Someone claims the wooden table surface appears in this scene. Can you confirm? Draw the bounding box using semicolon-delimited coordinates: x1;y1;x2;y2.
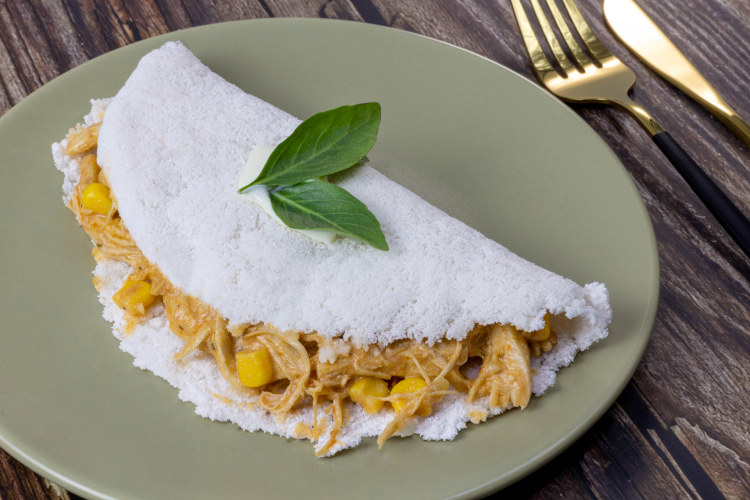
1;1;748;498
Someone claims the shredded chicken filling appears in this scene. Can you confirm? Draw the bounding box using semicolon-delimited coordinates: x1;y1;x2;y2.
64;122;558;454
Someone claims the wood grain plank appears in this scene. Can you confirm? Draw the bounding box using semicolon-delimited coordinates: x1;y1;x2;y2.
673;417;750;499
368;0;524;64
0;39;18;114
0;1;46;102
0;448;69;499
1;0;749;498
2;0;63;84
113;0;169;40
24;1;88;73
147;0;193;32
618;382;725;499
320;0;365;21
62;0;118;58
163;0;267;26
85;1;143;48
263;0;325;17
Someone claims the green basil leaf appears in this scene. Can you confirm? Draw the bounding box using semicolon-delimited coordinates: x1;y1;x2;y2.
243;102;381;189
269;180;388;251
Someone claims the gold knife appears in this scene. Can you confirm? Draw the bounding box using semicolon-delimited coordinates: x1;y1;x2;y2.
603;0;750;147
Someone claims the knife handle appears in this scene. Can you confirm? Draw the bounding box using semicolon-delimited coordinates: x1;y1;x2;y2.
653;131;750;258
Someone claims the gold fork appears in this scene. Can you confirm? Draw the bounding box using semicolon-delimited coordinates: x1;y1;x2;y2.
511;0;750;258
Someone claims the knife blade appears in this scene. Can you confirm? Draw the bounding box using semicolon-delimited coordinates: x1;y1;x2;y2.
603;0;750;147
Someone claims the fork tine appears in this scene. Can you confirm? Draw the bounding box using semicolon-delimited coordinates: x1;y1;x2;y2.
510;0;557;76
528;0;576;75
544;0;592;68
560;0;611;63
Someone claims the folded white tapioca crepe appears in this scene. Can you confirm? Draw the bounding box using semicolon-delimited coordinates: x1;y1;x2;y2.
52;42;611;456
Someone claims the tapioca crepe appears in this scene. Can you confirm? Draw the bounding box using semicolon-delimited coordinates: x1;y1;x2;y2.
52;42;611;456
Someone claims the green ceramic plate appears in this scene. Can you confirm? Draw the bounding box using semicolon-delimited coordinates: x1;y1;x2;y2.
0;19;658;499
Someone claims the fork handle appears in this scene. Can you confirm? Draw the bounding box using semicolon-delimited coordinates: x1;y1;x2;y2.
653;131;750;258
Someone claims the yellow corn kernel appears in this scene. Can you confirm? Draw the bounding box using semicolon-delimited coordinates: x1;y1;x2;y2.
349;377;389;414
236;348;274;388
390;377;431;416
81;182;113;215
112;280;156;316
65;123;101;155
528;312;552;342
